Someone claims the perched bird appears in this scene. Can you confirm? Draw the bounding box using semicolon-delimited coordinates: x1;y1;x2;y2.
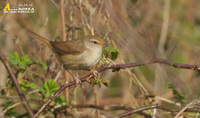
26;29;106;84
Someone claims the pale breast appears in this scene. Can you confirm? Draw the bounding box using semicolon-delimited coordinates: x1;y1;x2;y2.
86;48;102;67
57;47;102;70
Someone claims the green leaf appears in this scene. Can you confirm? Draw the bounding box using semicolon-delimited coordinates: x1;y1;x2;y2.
2;101;19;117
55;96;67;105
110;48;121;54
44;81;50;90
103;82;108;87
29;83;40;89
21;55;32;66
42;79;59;98
94;80;101;84
102;78;110;87
103;46;120;54
35;60;48;70
102;54;110;64
9;52;32;69
9;52;20;65
20;81;29;91
21;81;41;91
40;62;48;70
103;46;111;52
168;83;185;104
102;79;110;84
103;46;121;60
111;52;118;60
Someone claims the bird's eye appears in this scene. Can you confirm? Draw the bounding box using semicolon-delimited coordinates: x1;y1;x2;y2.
93;41;98;44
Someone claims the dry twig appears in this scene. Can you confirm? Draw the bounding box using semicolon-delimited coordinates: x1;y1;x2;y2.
174;99;199;118
107;104;159;118
108;103;200;118
0;102;21;117
0;50;34;117
33;58;200;117
60;0;66;41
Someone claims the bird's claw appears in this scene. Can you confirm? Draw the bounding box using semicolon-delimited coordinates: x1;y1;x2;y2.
74;77;81;85
90;69;98;77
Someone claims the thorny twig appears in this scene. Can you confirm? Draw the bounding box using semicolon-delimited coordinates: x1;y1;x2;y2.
52;103;200;117
0;51;34;117
33;58;200;117
108;103;200;118
107;104;159;118
175;99;199;118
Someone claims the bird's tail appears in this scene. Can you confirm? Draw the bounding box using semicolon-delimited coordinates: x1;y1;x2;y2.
26;29;52;48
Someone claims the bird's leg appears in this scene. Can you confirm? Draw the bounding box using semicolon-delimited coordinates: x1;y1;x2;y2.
66;70;81;85
90;66;98;77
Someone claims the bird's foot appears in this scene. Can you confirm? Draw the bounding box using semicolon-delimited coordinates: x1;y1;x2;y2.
66;70;81;86
74;77;81;85
90;69;98;77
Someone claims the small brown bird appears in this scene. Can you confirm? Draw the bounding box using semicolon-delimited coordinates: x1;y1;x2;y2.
26;29;106;84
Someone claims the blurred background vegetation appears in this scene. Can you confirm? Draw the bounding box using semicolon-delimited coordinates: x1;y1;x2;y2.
1;0;200;117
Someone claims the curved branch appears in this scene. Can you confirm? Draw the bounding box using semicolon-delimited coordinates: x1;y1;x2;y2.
102;58;200;71
53;104;151;118
108;104;158;118
33;58;200;117
52;103;200;113
175;99;199;118
108;104;200;118
0;102;21;117
0;51;34;116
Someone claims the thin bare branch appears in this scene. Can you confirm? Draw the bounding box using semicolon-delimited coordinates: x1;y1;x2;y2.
33;58;200;117
175;99;199;118
52;104;151;117
158;0;171;54
108;104;200;118
52;103;200;114
107;104;158;118
94;86;100;118
0;102;21;117
0;50;34;117
60;0;66;41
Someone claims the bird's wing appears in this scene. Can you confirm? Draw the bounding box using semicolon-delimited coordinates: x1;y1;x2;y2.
49;40;86;55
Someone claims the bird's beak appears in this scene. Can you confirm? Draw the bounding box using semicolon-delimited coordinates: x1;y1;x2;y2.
102;43;108;47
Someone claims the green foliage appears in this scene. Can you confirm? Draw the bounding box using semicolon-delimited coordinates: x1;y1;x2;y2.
21;79;59;98
9;52;48;70
102;54;110;64
54;96;67;106
37;79;66;106
5;52;68;116
20;81;29;91
168;83;189;105
102;78;110;87
102;46;121;65
41;79;59;98
88;78;110;88
20;79;67;106
34;60;48;70
9;52;20;65
9;52;32;69
2;101;20;117
103;46;121;61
